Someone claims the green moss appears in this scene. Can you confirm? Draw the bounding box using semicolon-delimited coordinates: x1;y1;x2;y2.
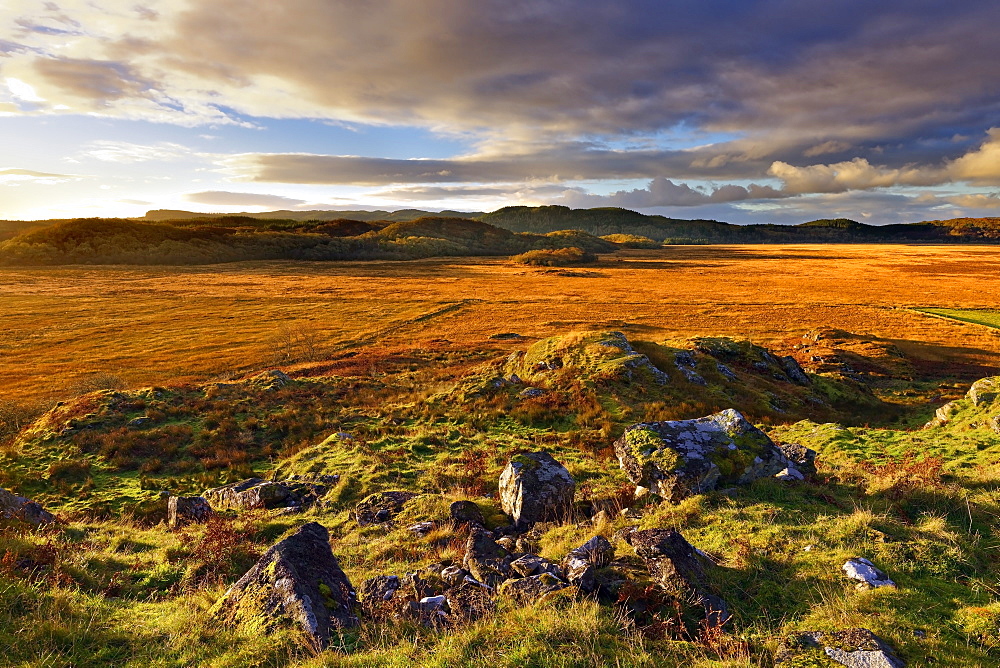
318;582;339;610
624;426;679;472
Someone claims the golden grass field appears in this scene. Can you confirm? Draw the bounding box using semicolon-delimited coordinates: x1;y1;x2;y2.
4;243;1000;405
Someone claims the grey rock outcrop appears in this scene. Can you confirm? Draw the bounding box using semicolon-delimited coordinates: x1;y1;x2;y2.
354;491;418;526
968;377;1000;406
779;356;811;385
628;528;728;625
0;487;55;526
167;495;213;528
777;628;905;667
499;451;575;528
462;528;511;587
210;522;356;651
615;409;790;502
204;477;332;512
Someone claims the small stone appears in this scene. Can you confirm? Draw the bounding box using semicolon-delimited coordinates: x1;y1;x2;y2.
510;554;547;577
407;521;436;536
359;574;400;606
127;416;152;429
498;572;566;603
497;536;518;553
354;491;418;526
419;595;447;611
0;487;55;527
843;557;896;589
441;565;468;587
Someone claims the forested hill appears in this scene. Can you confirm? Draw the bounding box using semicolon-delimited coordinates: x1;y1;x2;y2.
480;206;1000;243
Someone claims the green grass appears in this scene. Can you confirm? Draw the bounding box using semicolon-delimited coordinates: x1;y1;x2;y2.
4;330;1000;666
914;307;1000;330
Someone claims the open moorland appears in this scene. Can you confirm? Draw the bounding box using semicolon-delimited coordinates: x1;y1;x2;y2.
4;244;1000;408
4;242;1000;667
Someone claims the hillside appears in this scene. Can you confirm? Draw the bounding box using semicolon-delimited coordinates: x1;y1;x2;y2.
481;206;1000;244
0;216;614;265
2;329;1000;666
143;208;481;223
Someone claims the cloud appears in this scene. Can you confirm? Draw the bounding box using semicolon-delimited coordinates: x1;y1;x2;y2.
766;129;1000;194
948;128;1000;185
560;178;787;209
4;1;1000;222
184;191;307;207
0;168;79;184
78;140;190;163
31;57;152;106
2;1;999;147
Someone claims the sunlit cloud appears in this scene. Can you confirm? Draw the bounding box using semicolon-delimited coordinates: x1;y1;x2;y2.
184;191;307;207
0;168;80;185
78;140;191;163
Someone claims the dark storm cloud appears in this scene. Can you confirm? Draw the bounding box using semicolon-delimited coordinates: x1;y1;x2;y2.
154;1;1000;150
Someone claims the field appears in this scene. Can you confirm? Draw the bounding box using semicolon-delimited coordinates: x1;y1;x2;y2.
915;307;1000;330
6;243;1000;667
5;244;1000;409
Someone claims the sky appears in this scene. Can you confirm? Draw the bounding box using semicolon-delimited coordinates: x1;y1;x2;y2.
2;0;1000;224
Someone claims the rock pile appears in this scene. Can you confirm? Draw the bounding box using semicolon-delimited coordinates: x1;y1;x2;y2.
204;476;335;512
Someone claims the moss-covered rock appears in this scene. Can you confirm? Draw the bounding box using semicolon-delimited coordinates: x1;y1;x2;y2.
210;522;357;651
614;409;789;501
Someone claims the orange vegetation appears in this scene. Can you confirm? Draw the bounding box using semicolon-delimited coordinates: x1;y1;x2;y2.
3;244;1000;405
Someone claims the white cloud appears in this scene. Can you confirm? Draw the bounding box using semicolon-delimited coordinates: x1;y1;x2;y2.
78;140;190;163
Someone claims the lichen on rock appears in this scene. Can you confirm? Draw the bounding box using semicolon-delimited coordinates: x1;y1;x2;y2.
615;409;790;501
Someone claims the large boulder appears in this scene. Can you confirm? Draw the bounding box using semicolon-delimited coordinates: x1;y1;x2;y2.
204;477;331;512
628;529;728;626
462;528;512;587
777;628;905;667
615;409;790;501
167;496;213;529
499;451;575;528
354;491;418;526
211;522;356;651
0;487;55;527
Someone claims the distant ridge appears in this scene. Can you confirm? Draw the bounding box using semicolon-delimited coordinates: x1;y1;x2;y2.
142;208;481;223
480;206;1000;243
